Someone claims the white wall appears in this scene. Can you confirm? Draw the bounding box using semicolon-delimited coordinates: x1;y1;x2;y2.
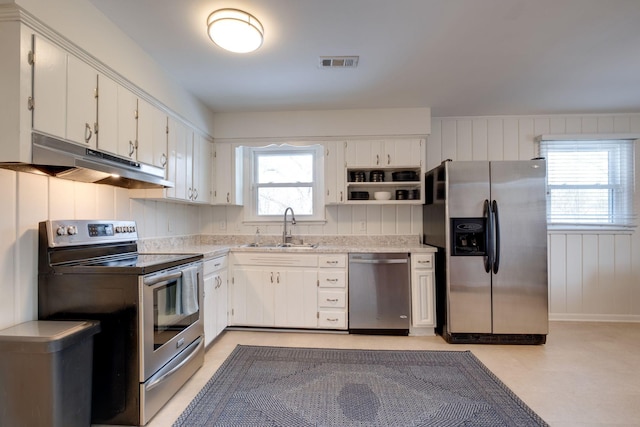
427;114;640;321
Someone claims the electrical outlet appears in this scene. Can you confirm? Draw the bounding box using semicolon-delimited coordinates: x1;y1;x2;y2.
359;221;366;231
219;220;227;230
168;219;174;232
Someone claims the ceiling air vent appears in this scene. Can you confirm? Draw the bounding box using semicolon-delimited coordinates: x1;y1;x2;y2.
319;56;359;69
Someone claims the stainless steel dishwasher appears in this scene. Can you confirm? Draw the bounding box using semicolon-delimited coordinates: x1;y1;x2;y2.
348;253;411;335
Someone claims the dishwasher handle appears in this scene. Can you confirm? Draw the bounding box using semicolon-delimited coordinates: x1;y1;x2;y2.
349;258;408;264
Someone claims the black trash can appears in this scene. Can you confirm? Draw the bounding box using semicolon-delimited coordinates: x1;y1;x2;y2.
0;320;100;427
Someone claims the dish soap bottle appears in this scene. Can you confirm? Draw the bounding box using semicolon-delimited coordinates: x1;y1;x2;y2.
254;227;261;246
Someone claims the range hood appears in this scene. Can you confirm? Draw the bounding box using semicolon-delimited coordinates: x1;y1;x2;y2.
0;133;173;189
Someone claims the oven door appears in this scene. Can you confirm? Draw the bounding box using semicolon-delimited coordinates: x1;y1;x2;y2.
140;261;204;381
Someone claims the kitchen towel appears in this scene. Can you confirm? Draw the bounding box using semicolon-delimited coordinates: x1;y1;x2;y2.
181;267;199;316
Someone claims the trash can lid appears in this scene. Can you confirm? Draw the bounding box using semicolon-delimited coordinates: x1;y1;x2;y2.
0;320;100;354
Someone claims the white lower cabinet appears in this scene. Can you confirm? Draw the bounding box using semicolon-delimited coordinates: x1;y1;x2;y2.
317;254;348;330
230;252;348;330
410;253;436;334
203;255;228;347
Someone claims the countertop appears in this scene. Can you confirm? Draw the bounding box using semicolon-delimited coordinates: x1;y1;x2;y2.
139;235;436;260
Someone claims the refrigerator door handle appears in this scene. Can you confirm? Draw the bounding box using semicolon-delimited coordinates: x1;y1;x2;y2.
483;199;493;273
492;199;501;274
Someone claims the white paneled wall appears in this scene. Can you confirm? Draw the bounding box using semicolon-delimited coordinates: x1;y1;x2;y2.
0;171;202;330
428;114;640;321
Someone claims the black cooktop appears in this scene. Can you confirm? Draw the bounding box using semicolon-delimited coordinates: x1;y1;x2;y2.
54;253;203;275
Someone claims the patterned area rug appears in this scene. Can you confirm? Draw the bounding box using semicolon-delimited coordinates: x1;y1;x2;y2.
174;345;548;426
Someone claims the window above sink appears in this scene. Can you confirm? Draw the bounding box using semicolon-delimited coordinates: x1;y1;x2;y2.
242;144;325;223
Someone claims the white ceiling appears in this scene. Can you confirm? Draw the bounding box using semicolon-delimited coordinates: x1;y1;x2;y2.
87;0;640;117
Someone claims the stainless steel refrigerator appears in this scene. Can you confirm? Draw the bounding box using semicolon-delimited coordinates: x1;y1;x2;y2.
423;160;548;344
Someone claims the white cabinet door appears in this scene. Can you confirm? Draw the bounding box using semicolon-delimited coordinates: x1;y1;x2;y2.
344;140;376;168
274;269;318;328
384;139;424;167
66;55;97;148
203;271;216;347
136;98;153;165
152;109;168;171
117;86;138;160
96;73;118;155
411;254;436;328
137;99;168;170
213;143;243;205
233;266;274;327
324;141;346;204
32;34;66;139
191;134;212;204
214;268;229;336
167;117;188;200
204;256;229;346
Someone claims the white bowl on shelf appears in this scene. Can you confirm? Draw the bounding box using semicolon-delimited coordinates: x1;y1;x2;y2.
373;191;392;200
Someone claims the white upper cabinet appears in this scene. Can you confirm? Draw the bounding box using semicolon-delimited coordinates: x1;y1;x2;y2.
212;143;243;205
65;55;97;148
117;85;138;160
31;34;66;139
345;139;424;168
190;133;212;204
167;117;188;200
324;141;346;204
96;73;119;155
137;98;168;171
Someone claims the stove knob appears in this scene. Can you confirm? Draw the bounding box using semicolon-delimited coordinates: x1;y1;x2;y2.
67;225;77;235
115;226;122;233
56;226;66;236
131;226;136;233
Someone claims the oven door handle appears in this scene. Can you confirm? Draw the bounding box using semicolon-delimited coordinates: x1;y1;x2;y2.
145;336;203;391
144;270;183;287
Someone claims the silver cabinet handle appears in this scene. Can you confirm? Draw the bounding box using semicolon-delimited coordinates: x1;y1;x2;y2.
84;123;92;143
325;278;338;282
387;154;391;165
128;140;135;156
376;154;379;165
161;153;167;167
325;298;339;302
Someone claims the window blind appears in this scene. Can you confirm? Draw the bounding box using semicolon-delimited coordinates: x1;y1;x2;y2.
539;139;635;228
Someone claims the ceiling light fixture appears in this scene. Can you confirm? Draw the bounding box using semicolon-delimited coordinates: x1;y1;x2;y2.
207;8;264;53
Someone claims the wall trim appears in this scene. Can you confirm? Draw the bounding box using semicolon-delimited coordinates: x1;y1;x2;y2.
549;313;640;323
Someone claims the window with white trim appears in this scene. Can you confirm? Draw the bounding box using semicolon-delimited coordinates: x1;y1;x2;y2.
539;139;635;229
244;144;324;222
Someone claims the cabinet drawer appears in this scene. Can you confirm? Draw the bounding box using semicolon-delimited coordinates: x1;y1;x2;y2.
411;253;433;270
318;254;346;268
204;255;228;275
318;271;346;288
318;311;346;329
318;290;346;308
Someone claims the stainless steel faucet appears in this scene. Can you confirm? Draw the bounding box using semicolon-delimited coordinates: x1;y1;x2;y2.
282;207;296;245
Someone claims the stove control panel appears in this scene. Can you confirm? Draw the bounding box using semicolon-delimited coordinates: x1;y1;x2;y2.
45;220;138;247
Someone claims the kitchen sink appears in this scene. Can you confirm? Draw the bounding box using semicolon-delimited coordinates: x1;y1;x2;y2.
241;242;319;249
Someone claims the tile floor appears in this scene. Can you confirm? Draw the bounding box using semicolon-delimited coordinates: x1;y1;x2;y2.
146;322;640;427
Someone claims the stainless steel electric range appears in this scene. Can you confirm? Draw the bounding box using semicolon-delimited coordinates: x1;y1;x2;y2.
38;219;204;426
